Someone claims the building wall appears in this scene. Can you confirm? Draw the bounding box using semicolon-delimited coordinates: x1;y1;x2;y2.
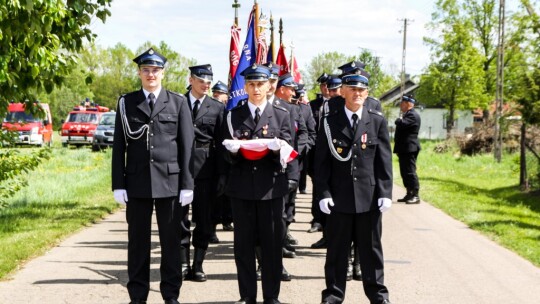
387;108;474;140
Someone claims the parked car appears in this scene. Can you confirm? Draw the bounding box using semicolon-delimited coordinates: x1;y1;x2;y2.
2;102;53;147
60;105;109;148
92;112;116;151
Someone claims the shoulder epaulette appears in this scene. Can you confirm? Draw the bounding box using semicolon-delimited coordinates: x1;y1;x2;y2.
168;90;184;97
273;103;289;112
208;96;223;104
368;108;384;117
230;100;246;111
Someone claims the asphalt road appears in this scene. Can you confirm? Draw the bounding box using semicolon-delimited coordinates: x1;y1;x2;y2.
0;183;539;304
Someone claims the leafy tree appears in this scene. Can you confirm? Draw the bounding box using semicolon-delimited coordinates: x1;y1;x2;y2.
417;0;491;136
0;0;112;118
304;51;398;100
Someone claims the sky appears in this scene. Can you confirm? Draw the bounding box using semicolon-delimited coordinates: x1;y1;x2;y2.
90;0;440;84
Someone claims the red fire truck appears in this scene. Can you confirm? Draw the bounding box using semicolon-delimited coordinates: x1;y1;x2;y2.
60;105;109;147
2;102;53;147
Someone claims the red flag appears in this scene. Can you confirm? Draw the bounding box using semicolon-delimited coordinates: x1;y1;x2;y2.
228;24;241;86
256;32;268;64
275;45;289;76
290;54;302;83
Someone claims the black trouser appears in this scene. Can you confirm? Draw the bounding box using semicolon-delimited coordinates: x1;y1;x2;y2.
126;197;182;301
322;210;389;304
181;178;214;250
299;158;308;191
212;193;233;226
397;151;420;193
231;197;285;300
310;183;327;228
283;191;297;225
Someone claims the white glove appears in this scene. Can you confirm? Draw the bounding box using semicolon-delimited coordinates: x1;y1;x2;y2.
224;141;241;153
113;189;128;205
267;137;282;151
179;189;194;206
378;198;392;213
319;198;334;214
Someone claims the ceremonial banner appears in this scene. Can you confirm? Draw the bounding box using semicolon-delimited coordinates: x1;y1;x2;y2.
228;25;241;85
227;8;257;110
290;53;302;83
275;44;289;76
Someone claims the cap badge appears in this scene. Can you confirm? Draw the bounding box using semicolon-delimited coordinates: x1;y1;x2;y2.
351;62;356;67
149;49;154;55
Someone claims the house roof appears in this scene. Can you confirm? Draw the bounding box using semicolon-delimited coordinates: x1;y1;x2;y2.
378;79;418;105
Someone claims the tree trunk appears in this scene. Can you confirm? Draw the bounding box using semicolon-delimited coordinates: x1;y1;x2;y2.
446;105;455;138
519;122;529;191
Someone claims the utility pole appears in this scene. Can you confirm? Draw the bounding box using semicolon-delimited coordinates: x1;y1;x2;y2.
398;18;413;101
494;0;506;162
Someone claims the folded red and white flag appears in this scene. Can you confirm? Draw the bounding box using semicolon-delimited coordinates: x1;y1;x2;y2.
223;138;297;168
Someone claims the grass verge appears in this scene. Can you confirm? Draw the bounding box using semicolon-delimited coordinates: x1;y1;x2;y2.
0;146;116;280
393;140;540;267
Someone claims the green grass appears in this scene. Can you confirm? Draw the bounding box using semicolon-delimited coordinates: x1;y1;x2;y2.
393;140;540;267
0;141;117;280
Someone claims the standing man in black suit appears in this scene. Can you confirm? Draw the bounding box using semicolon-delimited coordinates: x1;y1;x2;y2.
112;48;194;304
314;73;393;304
294;84;317;195
307;73;331;234
394;95;421;204
223;64;292;304
179;64;225;282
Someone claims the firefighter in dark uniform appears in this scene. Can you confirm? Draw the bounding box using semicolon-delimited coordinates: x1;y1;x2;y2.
180;64;225;282
294;84;317;196
112;48;194;304
222;64;292;304
209;80;234;245
311;74;343;250
274;73;308;259
314;73;393;304
307;73;331;233
394;94;421;204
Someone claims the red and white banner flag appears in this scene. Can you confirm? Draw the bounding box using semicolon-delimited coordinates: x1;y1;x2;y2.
275;44;289;76
228;24;241;86
290;53;302;83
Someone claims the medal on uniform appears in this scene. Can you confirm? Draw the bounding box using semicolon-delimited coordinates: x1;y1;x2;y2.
337;147;343;154
262;124;268;135
361;133;367;150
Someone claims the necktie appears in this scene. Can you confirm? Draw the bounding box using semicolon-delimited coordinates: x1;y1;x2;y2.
351;113;358;134
254;107;261;124
192;100;200;119
148;93;155;112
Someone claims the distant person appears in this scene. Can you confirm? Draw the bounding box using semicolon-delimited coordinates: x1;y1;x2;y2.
394;95;421;204
211;80;229;105
314;73;393;304
111;48;194;304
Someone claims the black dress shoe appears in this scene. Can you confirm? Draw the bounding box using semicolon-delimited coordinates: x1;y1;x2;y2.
406;196;420;204
299;189;307;194
263;298;282;304
352;264;362;281
281;267;292;281
311;237;327;249
307;222;323;233
164;299;180;304
129;301;146;304
222;223;234;231
286;231;298;245
209;233;220;244
397;193;412;202
380;300;391;304
235;297;256;304
282;247;296;258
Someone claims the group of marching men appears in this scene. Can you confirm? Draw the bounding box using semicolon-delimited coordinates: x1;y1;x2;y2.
112;47;394;304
